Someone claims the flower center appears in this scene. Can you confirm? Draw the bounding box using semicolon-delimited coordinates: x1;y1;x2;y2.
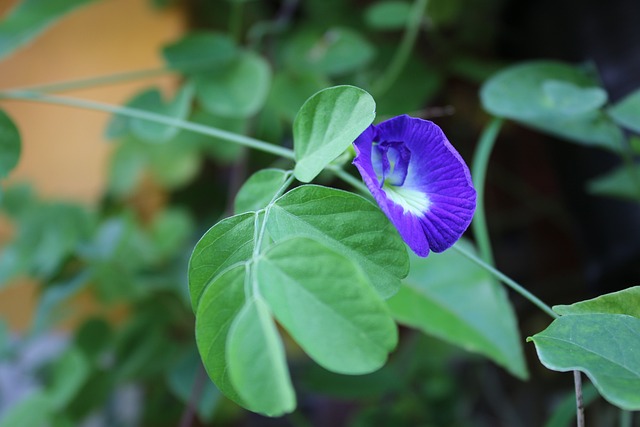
372;140;411;187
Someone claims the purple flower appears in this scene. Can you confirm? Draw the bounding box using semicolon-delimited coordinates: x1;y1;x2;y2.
353;115;476;257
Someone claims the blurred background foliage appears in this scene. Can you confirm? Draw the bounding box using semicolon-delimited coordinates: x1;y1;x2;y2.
0;0;639;426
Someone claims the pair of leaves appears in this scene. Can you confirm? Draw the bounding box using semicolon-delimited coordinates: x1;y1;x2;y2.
480;61;622;151
528;286;640;411
190;184;408;415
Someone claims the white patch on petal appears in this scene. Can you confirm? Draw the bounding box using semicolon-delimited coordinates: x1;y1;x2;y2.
383;184;431;216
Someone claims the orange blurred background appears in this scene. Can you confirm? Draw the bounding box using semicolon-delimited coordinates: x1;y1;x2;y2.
0;0;186;331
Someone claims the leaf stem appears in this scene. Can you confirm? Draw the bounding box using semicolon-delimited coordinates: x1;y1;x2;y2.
326;164;370;197
452;245;558;319
0;90;296;160
5;67;170;93
619;410;633;427
471;117;503;264
574;370;585;427
372;0;428;96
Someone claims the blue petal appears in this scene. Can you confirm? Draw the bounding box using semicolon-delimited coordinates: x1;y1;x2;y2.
353;115;476;257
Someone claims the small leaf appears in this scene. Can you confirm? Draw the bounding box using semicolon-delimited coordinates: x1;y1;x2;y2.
284;29;376;77
0;109;21;178
195;265;246;406
130;84;194;143
108;84;194;144
387;239;528;379
481;61;621;150
257;237;398;374
47;347;90;410
227;297;296;416
528;313;640;410
293;86;376;182
268;185;409;298
167;348;221;423
365;1;412;30
194;51;272;118
608;88;640;133
234;169;290;214
0;0;98;60
188;212;256;309
554;286;640;318
587;164;640;201
162;32;237;72
542;80;608;115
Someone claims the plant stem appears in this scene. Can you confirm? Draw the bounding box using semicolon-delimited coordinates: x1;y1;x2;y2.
0;90;296;160
452;245;558;319
471;117;503;265
372;0;428;96
326;164;370;197
619;410;633;427
7;67;170;93
574;371;585;427
229;0;244;43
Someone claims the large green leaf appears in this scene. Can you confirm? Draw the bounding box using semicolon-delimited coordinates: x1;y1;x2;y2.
188;212;256;309
257;237;398;374
234;169;290;214
0;109;21;178
293;86;375;182
195;265;246;407
553;286;640;317
0;0;98;60
528;313;640;410
387;240;528;379
587;164;640;201
608;88;640;133
194;51;272;118
227;297;296;416
162;32;237;73
481;61;621;150
268;185;409;298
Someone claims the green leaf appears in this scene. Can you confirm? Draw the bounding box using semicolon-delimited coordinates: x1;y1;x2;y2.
187;110;245;163
108;84;194;144
257;237;398;374
528;313;640;410
167;347;221;423
587;164;640;201
130;84;194;143
553;286;640;317
188;212;256;309
481;61;621;150
387;240;528;379
608;88;640;133
293;86;376;182
365;1;412;30
542;80;608;115
0;0;98;60
162;32;238;72
234;169;290;214
195;265;246;406
268;185;409;298
227;297;296;416
107;139;146;197
0;391;52;427
46;347;90;410
194;51;272;118
0;109;21;178
283;29;376;77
